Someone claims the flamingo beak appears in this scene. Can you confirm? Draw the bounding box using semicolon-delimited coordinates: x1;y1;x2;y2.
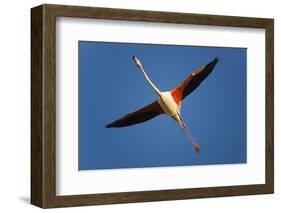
133;56;142;68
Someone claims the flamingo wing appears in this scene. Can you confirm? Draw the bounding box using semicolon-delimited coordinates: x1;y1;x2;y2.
171;57;219;102
106;101;163;128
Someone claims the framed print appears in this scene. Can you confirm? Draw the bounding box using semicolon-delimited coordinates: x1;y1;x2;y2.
31;4;274;208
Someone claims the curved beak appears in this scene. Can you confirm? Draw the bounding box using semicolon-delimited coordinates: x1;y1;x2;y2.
132;55;142;68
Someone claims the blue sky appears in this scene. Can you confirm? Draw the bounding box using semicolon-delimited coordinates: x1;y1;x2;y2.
78;41;247;170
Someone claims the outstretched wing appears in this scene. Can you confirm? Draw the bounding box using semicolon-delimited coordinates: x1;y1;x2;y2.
106;101;163;128
171;57;219;103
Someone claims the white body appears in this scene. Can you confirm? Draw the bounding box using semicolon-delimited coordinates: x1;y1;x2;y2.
157;92;181;124
157;92;179;116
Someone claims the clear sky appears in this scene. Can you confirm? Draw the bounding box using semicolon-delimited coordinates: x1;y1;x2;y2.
78;41;247;170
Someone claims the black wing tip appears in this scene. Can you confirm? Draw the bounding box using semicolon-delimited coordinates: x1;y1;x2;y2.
204;57;219;70
213;57;219;63
105;123;113;128
207;57;219;68
106;122;123;128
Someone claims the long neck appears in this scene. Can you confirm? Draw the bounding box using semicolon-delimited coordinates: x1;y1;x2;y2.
139;65;161;95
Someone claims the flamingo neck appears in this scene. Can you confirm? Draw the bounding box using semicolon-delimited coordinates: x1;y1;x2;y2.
139;66;161;96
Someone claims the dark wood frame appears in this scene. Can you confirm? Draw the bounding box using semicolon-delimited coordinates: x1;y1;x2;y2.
31;4;274;208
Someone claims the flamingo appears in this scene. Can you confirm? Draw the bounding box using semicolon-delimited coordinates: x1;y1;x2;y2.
106;56;219;153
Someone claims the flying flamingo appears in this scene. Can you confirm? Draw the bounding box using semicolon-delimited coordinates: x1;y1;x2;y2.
106;56;219;153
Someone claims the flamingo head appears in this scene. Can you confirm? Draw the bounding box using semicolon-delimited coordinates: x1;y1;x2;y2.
133;56;142;68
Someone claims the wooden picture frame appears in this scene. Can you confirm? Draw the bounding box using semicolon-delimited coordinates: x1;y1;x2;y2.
31;4;274;208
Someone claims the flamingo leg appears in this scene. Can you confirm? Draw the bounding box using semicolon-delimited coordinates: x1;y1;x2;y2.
177;113;201;153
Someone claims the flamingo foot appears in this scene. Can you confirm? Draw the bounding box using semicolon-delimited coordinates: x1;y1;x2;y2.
193;143;201;153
